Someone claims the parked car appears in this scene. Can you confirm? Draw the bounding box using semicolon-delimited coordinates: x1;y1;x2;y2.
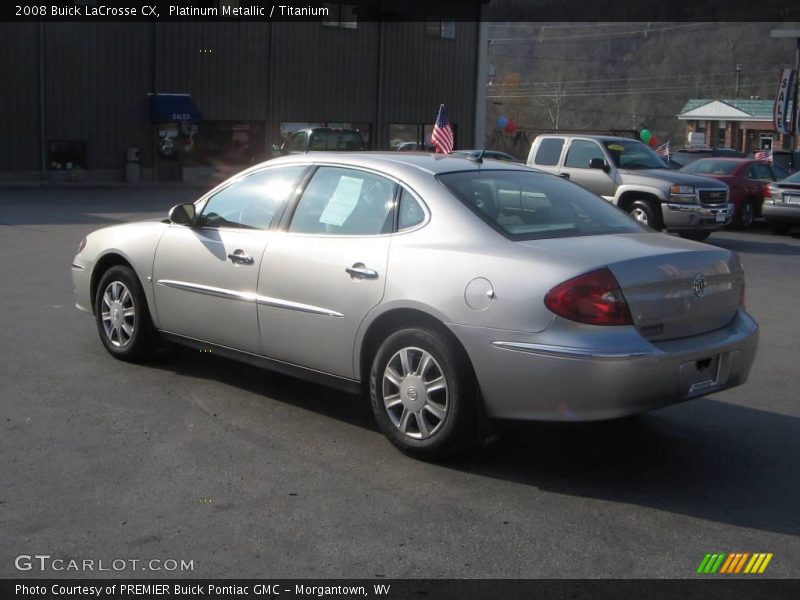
396;141;435;152
449;149;518;162
748;149;800;174
672;147;747;168
526;134;732;241
274;127;366;155
763;170;800;234
678;158;788;229
72;153;758;460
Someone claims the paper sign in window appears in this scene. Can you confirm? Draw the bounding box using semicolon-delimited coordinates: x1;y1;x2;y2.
319;176;364;226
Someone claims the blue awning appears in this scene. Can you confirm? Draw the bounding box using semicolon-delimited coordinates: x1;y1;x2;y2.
149;94;202;122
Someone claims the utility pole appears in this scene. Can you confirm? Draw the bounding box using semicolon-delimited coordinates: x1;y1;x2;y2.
735;63;742;98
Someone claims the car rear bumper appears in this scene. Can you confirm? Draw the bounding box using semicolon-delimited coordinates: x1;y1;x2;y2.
762;201;800;224
449;310;758;421
661;202;733;231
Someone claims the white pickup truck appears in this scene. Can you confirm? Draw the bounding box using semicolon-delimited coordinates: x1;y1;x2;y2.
526;134;733;241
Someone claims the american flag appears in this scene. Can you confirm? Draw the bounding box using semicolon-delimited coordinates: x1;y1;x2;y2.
655;140;671;162
431;104;454;154
754;148;773;163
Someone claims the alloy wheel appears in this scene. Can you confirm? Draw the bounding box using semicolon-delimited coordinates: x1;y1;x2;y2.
100;281;135;348
382;347;449;440
631;207;649;225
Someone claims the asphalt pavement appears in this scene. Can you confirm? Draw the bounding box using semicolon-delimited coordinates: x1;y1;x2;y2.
1;186;798;579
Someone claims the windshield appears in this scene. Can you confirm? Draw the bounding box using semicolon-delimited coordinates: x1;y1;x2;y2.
680;160;739;175
438;170;645;241
603;140;666;169
784;170;800;184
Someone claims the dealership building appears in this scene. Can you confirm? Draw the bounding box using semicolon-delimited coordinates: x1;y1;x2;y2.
1;3;488;183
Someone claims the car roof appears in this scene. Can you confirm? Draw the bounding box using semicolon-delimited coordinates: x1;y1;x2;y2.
537;134;636;143
261;151;534;176
689;157;758;164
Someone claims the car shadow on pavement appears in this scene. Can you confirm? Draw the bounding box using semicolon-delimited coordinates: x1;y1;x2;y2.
454;402;800;537
145;347;798;536
708;236;800;256
148;345;377;431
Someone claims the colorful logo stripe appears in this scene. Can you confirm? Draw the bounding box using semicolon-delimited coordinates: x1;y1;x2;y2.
697;553;773;574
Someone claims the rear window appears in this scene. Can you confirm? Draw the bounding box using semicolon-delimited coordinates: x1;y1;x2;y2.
681;160;739;175
438;170;644;241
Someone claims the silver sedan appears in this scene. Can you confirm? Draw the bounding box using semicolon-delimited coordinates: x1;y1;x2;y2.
72;153;759;459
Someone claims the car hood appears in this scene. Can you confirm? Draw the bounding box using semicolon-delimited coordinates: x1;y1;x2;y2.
618;168;729;189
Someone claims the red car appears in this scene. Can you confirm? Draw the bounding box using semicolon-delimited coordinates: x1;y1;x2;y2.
679;158;789;229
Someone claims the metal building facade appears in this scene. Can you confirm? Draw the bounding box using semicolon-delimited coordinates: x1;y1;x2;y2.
0;4;484;182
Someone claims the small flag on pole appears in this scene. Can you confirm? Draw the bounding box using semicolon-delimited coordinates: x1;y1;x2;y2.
431;104;454;154
754;148;773;163
655;140;671;162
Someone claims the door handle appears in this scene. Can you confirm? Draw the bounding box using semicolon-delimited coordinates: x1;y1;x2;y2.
346;263;379;280
559;173;570;179
228;250;254;265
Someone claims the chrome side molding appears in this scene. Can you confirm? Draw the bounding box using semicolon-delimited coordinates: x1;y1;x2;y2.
491;341;653;360
156;279;344;318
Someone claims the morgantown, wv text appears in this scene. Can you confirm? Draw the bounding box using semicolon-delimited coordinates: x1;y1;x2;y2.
16;583;392;598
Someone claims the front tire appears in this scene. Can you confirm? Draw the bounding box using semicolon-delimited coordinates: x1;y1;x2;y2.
94;265;154;361
629;199;662;231
369;328;476;460
733;198;756;230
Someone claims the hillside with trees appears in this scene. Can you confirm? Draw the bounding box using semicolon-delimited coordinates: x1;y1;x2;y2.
485;22;800;157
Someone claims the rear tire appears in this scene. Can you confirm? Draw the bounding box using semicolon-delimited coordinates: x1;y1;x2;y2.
94;266;155;361
629;199;662;231
369;327;476;461
678;230;711;242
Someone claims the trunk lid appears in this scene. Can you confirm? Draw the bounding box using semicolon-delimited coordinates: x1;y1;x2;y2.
520;233;744;341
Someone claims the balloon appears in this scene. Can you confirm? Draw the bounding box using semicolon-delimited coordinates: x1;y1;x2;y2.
648;136;659;148
496;116;508;129
504;121;517;133
639;129;652;143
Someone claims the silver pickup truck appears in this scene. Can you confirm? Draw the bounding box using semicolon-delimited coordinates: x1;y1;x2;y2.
526;134;733;241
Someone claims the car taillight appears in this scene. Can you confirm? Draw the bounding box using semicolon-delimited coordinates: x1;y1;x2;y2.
764;185;773;199
544;268;633;326
76;237;86;254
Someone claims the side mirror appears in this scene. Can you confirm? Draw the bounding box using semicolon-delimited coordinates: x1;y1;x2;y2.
168;203;196;226
589;158;609;172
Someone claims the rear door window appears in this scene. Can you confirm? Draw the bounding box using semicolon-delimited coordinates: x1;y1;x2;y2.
533;138;564;166
289;167;396;236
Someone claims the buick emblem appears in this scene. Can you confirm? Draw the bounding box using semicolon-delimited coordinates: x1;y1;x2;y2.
692;273;707;298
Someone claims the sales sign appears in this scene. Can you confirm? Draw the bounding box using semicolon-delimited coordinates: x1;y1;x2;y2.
773;68;797;135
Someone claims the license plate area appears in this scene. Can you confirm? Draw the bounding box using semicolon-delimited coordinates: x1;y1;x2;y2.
785;194;800;205
679;355;721;396
715;211;727;222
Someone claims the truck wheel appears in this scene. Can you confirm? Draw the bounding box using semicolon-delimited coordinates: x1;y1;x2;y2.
629;200;662;231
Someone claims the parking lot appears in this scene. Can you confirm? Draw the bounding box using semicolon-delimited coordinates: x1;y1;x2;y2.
1;185;798;579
